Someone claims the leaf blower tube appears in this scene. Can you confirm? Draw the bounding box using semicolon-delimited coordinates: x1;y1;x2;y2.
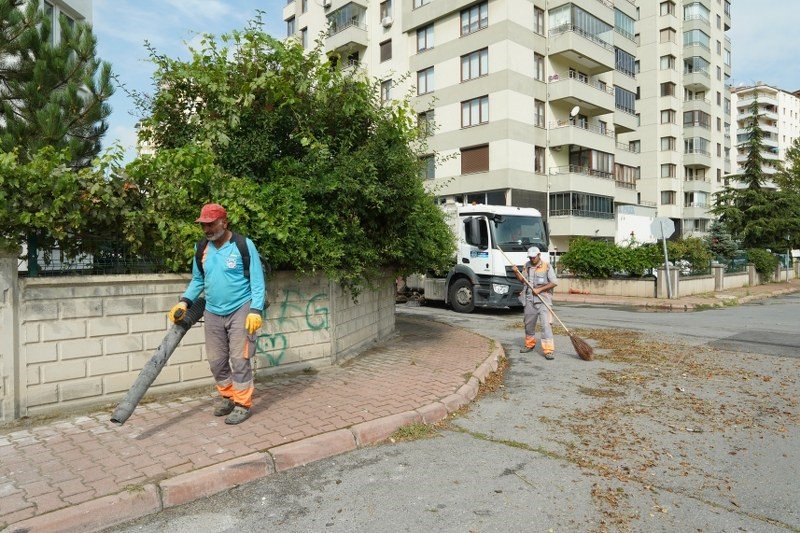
110;298;206;425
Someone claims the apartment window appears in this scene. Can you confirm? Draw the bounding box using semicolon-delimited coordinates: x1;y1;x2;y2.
301;27;308;49
534;146;545;174
286;16;295;37
634;60;640;74
661;136;676;151
569;146;614;178
462;96;489;127
660;27;676;43
661;164;676;178
717;91;721;105
417;24;433;52
615;48;635;77
43;0;56;44
549;192;614;219
418;110;435;136
534;7;545;35
629;140;641;152
716;14;721;28
685;137;709;154
380;0;391;19
716;40;721;54
684;56;710;74
615;9;635;41
660;55;676;70
661;191;676;205
684;29;710;49
724;49;731;66
461;144;489;174
717;117;722;131
380;79;392;102
685;167;707;180
534;99;545;128
661;82;676;97
420;155;435;180
717;143;722;156
684;110;710;127
660;1;675;16
462;48;488;81
417;67;434;95
661;109;676;124
615;86;635;114
716;66;722;80
377;39;391;62
550;4;612;44
531;53;545;81
413;0;430;8
615;164;639;186
684;2;709;22
301;0;308;13
461;2;488;36
724;98;730;115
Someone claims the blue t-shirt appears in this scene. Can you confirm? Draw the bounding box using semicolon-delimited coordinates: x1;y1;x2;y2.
182;236;266;316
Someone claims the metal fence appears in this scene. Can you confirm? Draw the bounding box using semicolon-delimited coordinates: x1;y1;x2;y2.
19;238;167;277
715;252;748;274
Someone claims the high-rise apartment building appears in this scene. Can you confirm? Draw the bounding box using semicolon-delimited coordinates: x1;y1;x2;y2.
42;0;93;37
283;0;732;249
730;83;800;187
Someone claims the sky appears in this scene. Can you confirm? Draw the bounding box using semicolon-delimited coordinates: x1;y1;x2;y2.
93;0;800;163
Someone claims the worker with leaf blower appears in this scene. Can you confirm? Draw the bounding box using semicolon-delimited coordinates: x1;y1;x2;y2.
168;203;266;425
514;246;558;360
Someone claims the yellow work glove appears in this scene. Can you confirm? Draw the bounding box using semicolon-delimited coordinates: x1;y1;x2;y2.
245;312;263;334
168;302;188;323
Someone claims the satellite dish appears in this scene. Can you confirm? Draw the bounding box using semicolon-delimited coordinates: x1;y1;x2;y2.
569;105;581;118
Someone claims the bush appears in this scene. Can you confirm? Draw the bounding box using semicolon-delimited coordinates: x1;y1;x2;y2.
747;248;780;281
559;238;660;278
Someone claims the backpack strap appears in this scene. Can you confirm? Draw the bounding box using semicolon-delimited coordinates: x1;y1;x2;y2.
195;232;260;281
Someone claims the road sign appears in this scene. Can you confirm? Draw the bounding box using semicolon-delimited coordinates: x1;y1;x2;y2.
651;217;675;240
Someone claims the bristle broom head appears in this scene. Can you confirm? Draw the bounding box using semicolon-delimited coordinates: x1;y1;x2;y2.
570;333;594;361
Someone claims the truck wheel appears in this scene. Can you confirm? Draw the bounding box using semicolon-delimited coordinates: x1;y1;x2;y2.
449;278;475;313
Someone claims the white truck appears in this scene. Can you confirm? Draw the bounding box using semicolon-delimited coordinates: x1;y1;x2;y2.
409;202;549;313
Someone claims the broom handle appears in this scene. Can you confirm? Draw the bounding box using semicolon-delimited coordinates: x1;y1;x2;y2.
497;248;572;336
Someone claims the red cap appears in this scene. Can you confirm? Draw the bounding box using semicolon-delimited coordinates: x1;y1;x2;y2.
195;203;227;223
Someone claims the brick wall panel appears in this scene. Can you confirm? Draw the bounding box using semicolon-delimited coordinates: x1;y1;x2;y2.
180;362;212;382
41;319;87;342
27;366;40;386
22;301;58;321
168;345;203;364
130;314;167;333
144;294;184;314
104;335;143;356
87;317;129;337
61;378;103;401
104;297;144;316
25;343;58;364
60;299;102;319
88;354;130;376
42;360;86;382
152;366;180;386
103;372;139;394
60;338;103;359
23;323;40;343
27;384;58;407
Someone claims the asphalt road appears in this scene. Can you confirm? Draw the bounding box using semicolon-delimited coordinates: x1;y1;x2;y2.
111;295;800;532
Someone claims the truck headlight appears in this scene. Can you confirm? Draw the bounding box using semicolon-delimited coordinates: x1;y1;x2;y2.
492;283;509;295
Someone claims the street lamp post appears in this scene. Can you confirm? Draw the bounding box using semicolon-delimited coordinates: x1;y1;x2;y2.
787;234;792;282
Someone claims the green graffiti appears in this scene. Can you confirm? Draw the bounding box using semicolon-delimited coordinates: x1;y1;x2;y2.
276;289;305;328
255;332;288;367
305;293;329;331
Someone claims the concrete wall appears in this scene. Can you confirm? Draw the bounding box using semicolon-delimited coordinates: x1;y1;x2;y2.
555;276;656;298
0;255;395;422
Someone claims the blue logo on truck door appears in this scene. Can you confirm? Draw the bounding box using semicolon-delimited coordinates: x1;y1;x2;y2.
470;251;489;258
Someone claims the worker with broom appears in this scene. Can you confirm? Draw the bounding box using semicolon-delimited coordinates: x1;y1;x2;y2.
515;246;558;360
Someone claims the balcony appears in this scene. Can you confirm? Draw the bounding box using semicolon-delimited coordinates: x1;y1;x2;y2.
548;215;615;239
684;97;710;115
548;165;615;196
684;149;711;168
548;24;615;74
326;19;368;52
548;121;615;153
547;72;615;116
613;108;637;133
548;0;614;25
736;94;779;109
683;70;710;91
684;178;712;193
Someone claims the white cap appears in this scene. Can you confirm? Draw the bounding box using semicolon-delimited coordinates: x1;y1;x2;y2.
527;246;541;257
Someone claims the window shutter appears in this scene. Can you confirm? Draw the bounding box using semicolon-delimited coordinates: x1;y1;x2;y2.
461;145;489;174
380;40;392;62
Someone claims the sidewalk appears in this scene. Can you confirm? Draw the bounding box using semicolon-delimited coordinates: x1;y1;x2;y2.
0;316;503;533
555;278;799;311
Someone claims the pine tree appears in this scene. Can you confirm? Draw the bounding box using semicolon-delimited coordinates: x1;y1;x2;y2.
0;0;113;167
704;220;738;260
738;97;767;189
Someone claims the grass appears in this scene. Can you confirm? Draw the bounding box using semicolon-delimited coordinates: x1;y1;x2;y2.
389;422;439;442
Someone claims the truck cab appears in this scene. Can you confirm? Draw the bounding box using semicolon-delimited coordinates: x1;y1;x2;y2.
423;203;549;313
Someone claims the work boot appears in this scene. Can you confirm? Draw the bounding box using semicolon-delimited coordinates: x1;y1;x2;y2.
225;405;251;425
213;397;235;417
520;346;535;353
543;352;555;361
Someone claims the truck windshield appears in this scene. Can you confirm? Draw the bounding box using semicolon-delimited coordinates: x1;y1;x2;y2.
492;215;547;252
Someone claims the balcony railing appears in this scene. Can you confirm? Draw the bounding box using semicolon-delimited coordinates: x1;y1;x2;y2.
549;24;614;52
614;27;637;43
684;96;710;104
684;121;711;129
685;176;710;182
328;19;367;37
684;68;710;77
550;164;613;180
550;209;614;219
684;41;711;51
549;70;615;95
685;148;711;156
550;121;616;138
684;14;710;24
615;180;636;189
687;202;709;208
616;142;640;153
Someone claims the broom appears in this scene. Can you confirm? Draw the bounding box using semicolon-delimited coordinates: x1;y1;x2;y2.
499;249;594;361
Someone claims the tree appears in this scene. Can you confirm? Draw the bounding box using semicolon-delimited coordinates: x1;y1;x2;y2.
0;0;113;167
704;220;738;260
128;17;454;290
711;95;793;250
773;137;800;249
